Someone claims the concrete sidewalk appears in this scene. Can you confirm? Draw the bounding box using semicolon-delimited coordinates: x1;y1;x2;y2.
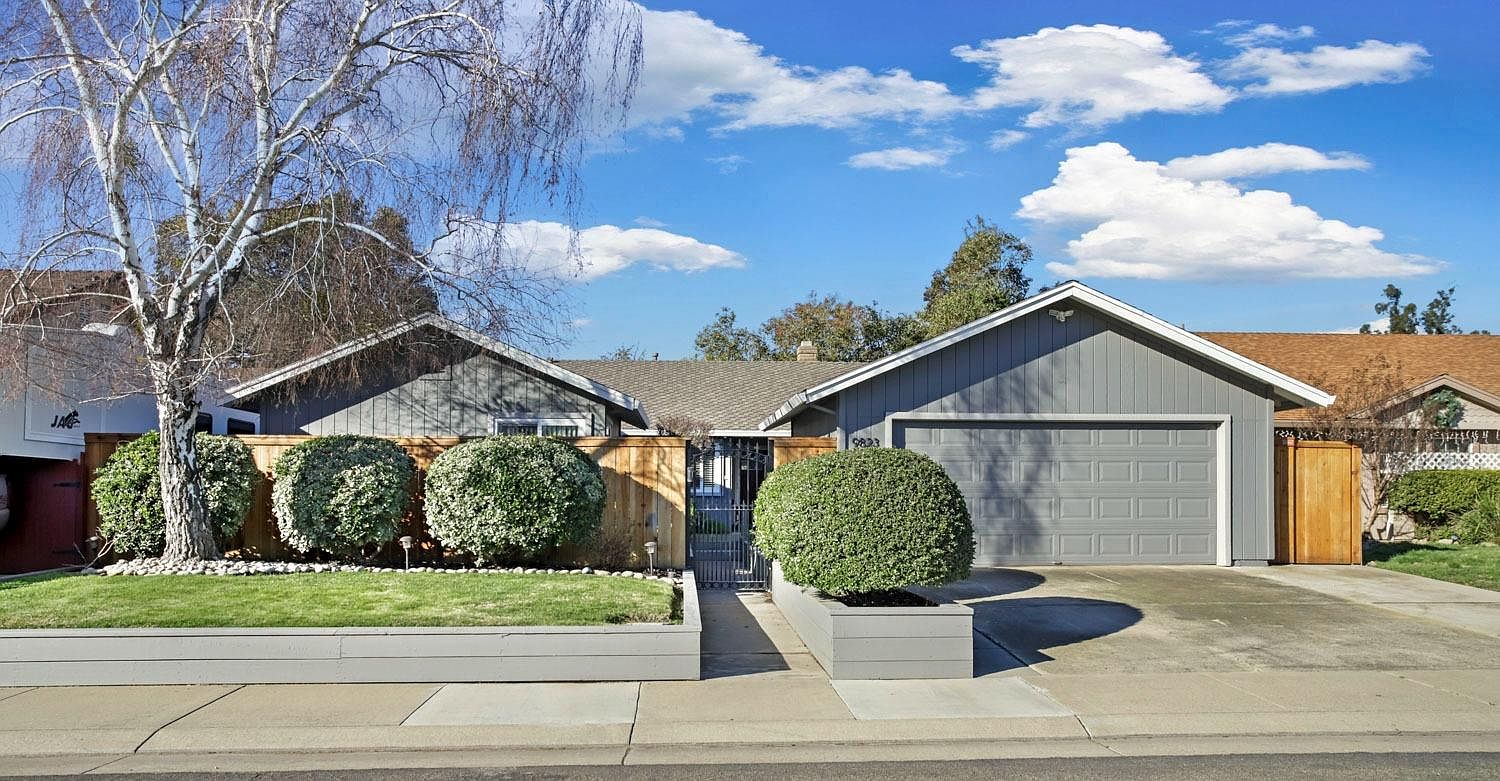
4;590;1500;775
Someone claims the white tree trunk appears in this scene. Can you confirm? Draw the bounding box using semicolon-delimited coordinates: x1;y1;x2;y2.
155;377;218;561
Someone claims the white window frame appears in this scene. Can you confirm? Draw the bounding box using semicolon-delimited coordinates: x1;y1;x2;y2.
491;414;592;437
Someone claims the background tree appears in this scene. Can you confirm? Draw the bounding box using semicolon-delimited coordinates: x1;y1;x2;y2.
919;216;1033;337
0;0;642;561
694;308;770;360
600;344;648;360
1420;287;1458;334
1298;355;1442;537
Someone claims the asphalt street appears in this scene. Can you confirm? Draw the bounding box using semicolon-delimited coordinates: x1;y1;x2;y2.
15;753;1500;781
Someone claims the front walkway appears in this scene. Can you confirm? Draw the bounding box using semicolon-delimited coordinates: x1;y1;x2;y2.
5;571;1500;774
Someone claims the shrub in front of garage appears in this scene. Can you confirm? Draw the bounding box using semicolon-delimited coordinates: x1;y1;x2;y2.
754;447;974;596
424;435;605;564
754;447;975;679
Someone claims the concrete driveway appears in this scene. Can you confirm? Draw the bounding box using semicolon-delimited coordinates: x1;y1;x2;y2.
929;565;1500;676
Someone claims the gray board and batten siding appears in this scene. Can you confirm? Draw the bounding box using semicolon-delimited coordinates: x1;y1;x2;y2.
792;304;1280;564
251;333;622;438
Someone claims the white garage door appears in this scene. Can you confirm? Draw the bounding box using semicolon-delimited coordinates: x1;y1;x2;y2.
897;421;1218;565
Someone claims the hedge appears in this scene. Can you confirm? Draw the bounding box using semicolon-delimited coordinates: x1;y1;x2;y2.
92;431;258;557
424;435;605;562
271;435;416;556
753;447;974;596
1388;469;1500;526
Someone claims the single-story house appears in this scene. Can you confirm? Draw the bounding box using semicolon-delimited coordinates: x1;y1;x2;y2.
759;282;1332;567
223;313;650;437
223;281;1333;569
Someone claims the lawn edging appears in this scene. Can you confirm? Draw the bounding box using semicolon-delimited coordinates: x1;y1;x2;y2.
770;562;972;680
0;571;700;686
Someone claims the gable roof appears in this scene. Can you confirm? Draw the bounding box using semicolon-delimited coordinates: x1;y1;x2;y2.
224;314;650;428
1198;332;1500;423
760;281;1335;430
556;359;866;434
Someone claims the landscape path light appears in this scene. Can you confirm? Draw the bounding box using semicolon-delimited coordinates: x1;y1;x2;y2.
399;535;414;571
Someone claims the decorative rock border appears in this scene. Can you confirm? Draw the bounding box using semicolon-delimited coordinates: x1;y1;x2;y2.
97;558;680;583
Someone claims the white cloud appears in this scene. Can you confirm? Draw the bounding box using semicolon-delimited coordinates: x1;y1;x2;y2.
633;216;668;228
631;9;965;133
439;220;746;281
1162;142;1370;181
707;154;748;173
1224;40;1430;95
952;24;1233;128
846;146;956;171
986;129;1029;151
568;317;594;328
1214;21;1317;48
1016;142;1437;281
1329;317;1388;334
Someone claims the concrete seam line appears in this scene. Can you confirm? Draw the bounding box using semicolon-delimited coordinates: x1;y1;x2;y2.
397;684;447;726
0;687;35;704
1203;673;1292;711
1384;670;1497;708
79;753;133;775
624;681;643;760
971;624;1034;673
132;685;244;753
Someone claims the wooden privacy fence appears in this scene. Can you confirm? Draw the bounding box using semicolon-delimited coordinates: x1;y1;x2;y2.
84;434;688;569
773;436;838;467
1275;438;1363;565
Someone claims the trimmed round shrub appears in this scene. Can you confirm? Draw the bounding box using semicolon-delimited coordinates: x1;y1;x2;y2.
424;435;604;562
1388;469;1500;527
92;431;257;557
754;448;974;596
271;435;416;555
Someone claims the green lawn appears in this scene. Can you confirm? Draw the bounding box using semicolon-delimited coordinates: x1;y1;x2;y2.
1366;542;1500;592
0;572;679;628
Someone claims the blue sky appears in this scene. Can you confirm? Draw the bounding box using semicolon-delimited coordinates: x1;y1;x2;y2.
548;0;1499;358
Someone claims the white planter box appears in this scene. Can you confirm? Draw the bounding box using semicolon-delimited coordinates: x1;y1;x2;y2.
0;572;701;686
770;563;972;679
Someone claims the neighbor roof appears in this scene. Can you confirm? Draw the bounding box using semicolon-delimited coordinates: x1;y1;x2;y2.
760;281;1335;430
1199;332;1500;423
225;314;650;428
556;359;866;433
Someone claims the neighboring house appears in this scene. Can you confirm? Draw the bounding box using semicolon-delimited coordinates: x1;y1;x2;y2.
0;271;256;572
223;313;650;437
761;282;1333;567
1199;332;1500;455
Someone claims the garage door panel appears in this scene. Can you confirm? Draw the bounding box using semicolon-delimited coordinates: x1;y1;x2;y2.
900;421;1217;565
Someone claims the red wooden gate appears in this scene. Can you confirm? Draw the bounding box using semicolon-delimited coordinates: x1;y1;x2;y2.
0;459;86;574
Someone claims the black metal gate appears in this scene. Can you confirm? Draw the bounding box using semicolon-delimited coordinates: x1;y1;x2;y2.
687;437;772;589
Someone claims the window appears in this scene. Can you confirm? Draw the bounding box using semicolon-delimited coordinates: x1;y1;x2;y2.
689;442;732;495
194;413;213;433
226;418;256;435
492;415;589;437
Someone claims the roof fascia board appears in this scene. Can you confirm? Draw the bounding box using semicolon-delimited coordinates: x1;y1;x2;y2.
759;282;1334;430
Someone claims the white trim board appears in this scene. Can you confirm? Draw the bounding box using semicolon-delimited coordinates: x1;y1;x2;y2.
884;412;1234;567
222;314;650;428
759;281;1334;430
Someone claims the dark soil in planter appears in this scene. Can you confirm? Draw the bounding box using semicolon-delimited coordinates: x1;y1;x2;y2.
832;589;935;608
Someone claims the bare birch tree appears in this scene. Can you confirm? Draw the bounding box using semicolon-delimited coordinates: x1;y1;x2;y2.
0;0;642;561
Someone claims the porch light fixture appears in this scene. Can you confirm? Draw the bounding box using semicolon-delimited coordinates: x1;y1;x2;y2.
398;535;414;570
644;541;658;575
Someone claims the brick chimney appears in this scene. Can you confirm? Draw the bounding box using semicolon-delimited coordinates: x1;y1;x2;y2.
796;340;818;362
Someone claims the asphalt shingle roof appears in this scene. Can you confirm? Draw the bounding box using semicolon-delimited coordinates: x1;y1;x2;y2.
1198;332;1500;422
555;359;866;431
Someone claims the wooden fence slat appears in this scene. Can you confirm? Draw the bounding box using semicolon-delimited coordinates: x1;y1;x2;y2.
773;437;837;467
83;434;688;568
